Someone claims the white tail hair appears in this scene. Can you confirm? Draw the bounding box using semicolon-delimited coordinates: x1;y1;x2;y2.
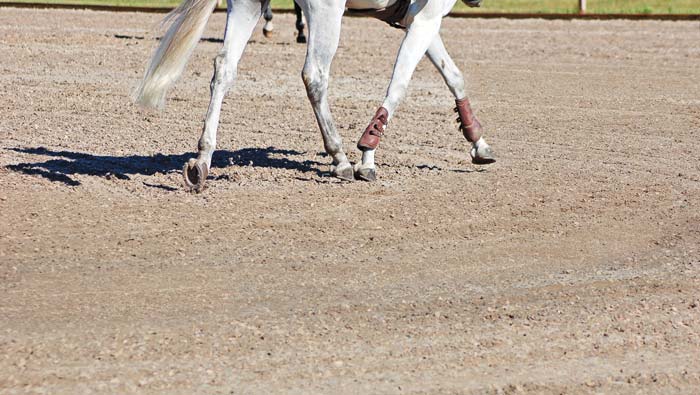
134;0;219;108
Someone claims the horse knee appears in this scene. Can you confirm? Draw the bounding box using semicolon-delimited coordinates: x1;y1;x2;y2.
301;66;327;101
211;52;236;92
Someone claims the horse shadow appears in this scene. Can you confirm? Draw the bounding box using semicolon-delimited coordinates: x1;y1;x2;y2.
5;146;326;188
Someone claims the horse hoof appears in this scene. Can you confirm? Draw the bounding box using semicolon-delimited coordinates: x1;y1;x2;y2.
183;159;208;193
470;145;496;165
332;163;354;181
296;35;306;44
263;28;273;38
354;167;376;182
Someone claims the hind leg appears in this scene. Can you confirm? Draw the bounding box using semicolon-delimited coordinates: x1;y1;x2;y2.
294;1;306;43
262;3;274;38
184;0;265;192
298;0;352;180
425;35;495;165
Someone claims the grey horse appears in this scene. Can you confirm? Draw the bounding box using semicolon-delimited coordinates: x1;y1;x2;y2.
134;0;495;191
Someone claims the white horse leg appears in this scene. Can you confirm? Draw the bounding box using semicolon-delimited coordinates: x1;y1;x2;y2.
426;35;465;99
355;17;441;181
183;0;265;192
426;35;495;165
298;0;353;180
262;3;274;38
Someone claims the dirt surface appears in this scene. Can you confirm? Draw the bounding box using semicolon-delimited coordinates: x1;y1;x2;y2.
1;8;699;394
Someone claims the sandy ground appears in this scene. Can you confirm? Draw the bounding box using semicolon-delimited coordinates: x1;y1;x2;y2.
0;8;699;394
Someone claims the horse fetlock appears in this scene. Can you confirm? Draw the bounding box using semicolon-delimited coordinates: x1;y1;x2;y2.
358;108;389;151
455;98;482;143
197;138;215;156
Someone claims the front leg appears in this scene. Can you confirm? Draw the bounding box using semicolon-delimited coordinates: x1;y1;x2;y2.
355;13;442;181
300;0;353;180
294;1;306;43
262;3;274;38
425;35;495;165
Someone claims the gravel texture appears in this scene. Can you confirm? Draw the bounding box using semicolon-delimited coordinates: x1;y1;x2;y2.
1;9;699;394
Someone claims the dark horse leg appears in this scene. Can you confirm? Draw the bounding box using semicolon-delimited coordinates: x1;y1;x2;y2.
263;3;273;38
294;1;306;43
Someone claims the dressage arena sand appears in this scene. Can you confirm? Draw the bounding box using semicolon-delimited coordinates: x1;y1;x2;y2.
1;8;699;394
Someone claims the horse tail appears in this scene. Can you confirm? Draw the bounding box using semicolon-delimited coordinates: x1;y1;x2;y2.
134;0;219;108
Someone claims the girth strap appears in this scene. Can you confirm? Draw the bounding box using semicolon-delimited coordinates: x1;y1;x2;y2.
346;0;411;29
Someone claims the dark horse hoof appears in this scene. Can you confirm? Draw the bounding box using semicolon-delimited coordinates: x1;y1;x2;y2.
354;167;376;182
183;159;209;193
332;163;354;181
296;34;307;44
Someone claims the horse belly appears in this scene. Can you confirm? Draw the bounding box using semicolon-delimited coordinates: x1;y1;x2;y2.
346;0;396;10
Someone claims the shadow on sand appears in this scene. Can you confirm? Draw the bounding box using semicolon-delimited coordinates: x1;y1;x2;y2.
5;146;325;187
